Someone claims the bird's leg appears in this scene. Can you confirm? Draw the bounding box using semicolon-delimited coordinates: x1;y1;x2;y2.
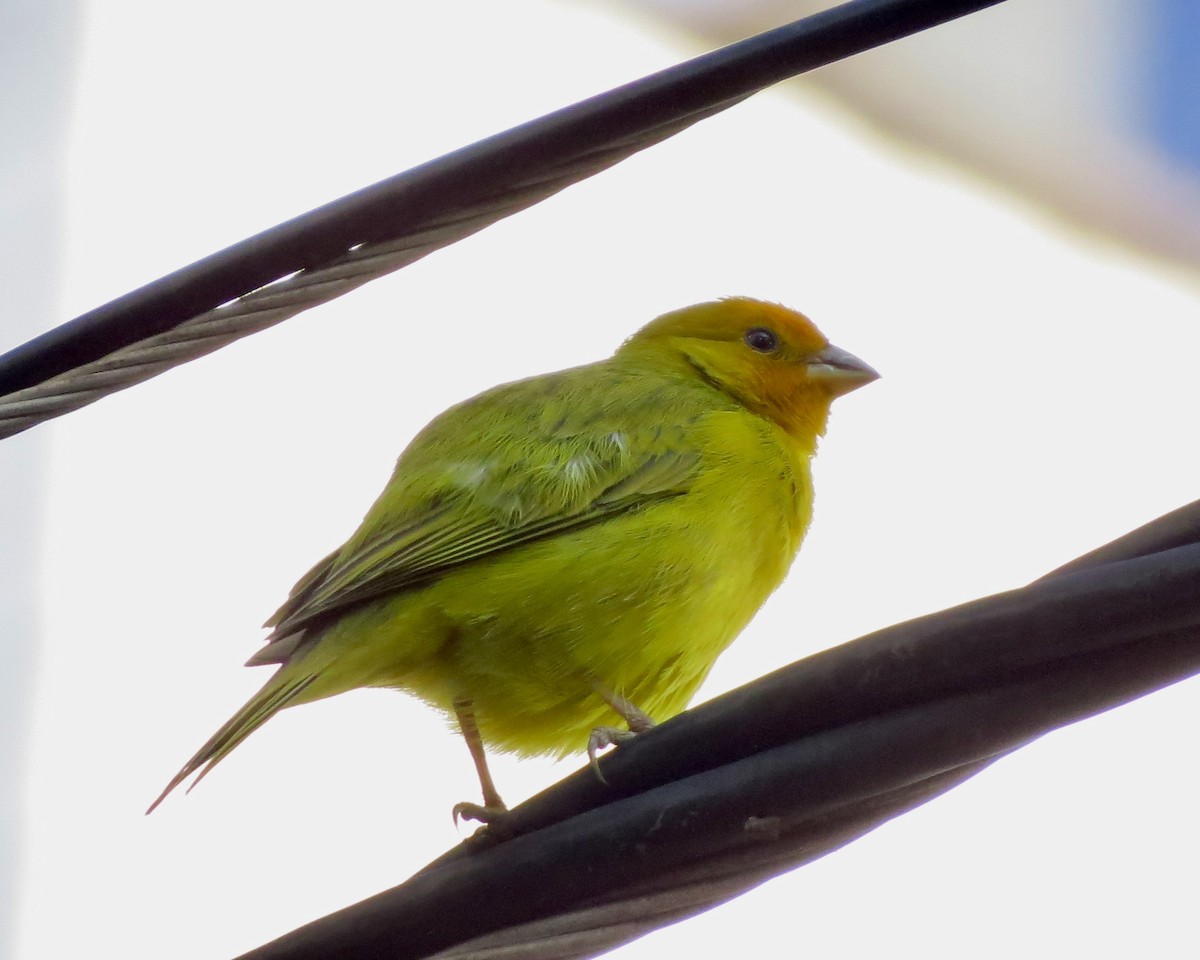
587;681;656;781
450;698;508;825
598;685;657;733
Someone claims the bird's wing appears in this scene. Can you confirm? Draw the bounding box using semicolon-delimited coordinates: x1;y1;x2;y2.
261;370;708;648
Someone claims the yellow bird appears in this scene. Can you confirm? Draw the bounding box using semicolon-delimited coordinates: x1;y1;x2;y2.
149;297;877;820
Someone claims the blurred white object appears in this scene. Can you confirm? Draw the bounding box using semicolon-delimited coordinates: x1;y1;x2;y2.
625;0;1200;272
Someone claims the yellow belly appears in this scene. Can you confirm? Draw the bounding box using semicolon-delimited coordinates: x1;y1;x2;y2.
304;410;812;758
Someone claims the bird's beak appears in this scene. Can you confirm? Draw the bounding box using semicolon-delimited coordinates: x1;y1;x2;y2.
805;344;880;396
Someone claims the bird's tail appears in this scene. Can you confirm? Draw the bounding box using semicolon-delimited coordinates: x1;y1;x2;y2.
146;668;319;814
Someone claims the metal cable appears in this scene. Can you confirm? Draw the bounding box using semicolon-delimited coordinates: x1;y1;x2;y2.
235;499;1200;960
422;762;994;960
0;194;556;434
0;0;1006;438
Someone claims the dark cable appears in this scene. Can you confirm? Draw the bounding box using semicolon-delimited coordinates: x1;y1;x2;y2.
0;0;1006;437
234;498;1200;960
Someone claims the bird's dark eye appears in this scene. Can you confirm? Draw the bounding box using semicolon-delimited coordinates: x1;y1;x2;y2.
744;327;779;353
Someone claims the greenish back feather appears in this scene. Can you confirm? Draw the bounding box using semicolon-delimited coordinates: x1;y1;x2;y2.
258;362;715;655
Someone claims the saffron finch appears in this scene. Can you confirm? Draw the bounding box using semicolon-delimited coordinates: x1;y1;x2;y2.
150;297;877;819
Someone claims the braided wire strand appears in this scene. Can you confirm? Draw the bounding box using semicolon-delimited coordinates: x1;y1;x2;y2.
0;148;631;437
233;499;1200;960
0;0;1005;439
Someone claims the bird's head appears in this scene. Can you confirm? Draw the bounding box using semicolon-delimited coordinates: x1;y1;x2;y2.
618;297;878;442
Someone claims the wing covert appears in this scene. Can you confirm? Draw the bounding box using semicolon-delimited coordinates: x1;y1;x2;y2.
262;366;711;643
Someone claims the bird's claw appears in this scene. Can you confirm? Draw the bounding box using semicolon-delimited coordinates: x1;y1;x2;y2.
452;800;508;827
587;725;639;783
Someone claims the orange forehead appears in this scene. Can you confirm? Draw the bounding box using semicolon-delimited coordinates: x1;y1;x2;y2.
629;297;828;352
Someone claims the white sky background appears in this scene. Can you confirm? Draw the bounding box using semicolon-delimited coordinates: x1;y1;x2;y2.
15;1;1200;958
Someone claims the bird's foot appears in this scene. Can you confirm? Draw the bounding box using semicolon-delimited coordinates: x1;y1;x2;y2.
452;800;509;827
588;721;653;783
587;683;658;782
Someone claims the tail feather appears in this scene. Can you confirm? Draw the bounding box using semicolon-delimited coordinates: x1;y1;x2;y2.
147;671;318;814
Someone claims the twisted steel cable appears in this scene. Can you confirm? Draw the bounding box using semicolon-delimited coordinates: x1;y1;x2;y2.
0;0;1005;439
0;204;561;436
237;498;1200;960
